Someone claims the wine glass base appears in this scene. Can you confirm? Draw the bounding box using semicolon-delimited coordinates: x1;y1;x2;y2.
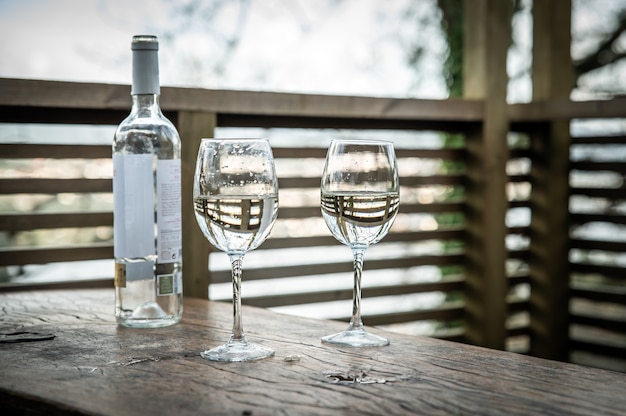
321;327;389;347
201;339;274;362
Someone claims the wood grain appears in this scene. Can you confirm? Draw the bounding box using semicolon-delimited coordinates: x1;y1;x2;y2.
1;289;624;415
0;78;484;123
527;0;574;362
462;0;510;349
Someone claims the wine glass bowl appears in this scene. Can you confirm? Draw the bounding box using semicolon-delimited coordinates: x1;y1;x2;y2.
193;138;278;361
320;140;399;347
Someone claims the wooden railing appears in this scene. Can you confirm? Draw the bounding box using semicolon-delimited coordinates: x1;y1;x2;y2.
0;78;624;372
567;132;626;369
510;100;626;371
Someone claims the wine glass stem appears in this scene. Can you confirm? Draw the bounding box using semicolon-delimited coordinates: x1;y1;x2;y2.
229;254;246;342
350;247;366;329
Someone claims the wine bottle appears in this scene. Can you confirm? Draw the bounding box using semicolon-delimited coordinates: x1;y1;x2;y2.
113;35;183;328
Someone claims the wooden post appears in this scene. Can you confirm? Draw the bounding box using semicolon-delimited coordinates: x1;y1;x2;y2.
462;0;511;349
176;111;217;299
528;0;572;361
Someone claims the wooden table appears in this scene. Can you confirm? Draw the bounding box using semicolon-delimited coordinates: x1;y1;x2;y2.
0;289;624;415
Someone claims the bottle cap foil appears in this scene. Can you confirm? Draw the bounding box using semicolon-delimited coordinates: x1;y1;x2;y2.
131;35;159;95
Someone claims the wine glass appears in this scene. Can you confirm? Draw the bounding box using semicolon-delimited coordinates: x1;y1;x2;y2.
193;138;279;361
320;140;399;347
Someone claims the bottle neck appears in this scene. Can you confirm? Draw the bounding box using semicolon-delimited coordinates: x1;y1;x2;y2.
130;94;162;116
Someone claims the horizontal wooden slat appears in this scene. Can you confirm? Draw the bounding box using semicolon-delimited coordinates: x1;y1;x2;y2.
509;97;626;122
275;202;466;220
0;106;128;125
3;79;624;131
508;174;531;183
508;200;530;208
570;238;626;252
506;325;530;338
571;135;626;145
0;78;485;122
0;104;475;133
570;213;626;226
260;235;337;250
0;212;112;231
262;229;465;250
400;201;465;213
571;314;626;333
0;144;111;159
380;228;465;242
507;225;530;235
218;114;481;131
276;206;323;219
277;177;321;188
363;302;465;326
274;148;468;159
277;201;464;219
0;244;113;266
508;299;530;314
243;276;465;308
509;148;532;159
272;148;327;158
570;339;626;359
210;253;465;283
508;249;529;261
570;262;626;280
431;327;465;343
0;178;111;194
571;286;626;305
0;176;464;197
570;161;626;174
395;148;466;159
508;273;530;287
569;187;626;199
402;175;465;186
0;278;111;292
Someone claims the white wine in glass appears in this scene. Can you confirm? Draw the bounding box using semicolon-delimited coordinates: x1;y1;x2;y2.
320;140;399;347
193;138;278;361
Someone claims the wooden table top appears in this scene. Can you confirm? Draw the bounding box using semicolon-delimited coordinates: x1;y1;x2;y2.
0;289;624;415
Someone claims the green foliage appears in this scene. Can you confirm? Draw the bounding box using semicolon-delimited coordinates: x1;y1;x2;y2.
437;0;464;97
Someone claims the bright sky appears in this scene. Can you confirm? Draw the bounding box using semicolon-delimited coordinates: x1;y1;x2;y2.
0;0;448;98
2;0;624;101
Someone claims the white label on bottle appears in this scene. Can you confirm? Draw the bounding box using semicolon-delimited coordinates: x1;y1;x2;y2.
175;271;182;294
126;259;154;283
156;159;182;264
113;154;154;259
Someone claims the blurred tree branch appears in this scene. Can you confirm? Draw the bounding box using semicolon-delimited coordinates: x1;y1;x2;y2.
573;9;626;78
434;0;626;97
